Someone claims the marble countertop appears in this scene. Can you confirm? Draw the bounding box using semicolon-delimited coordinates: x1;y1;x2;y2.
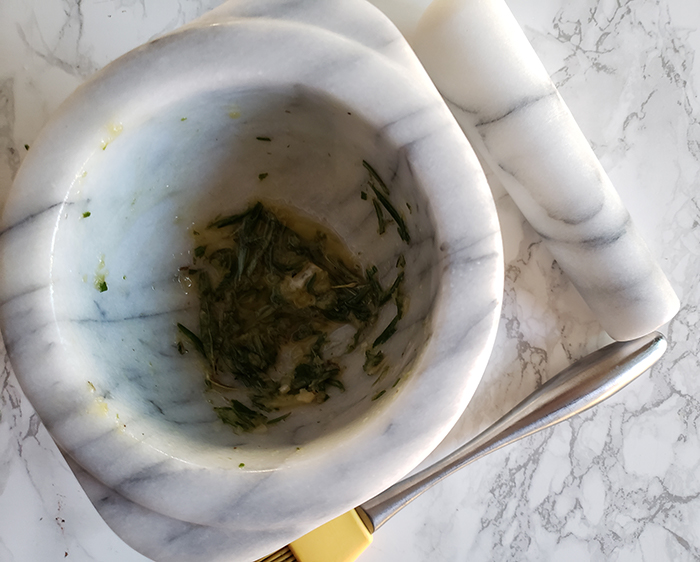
1;0;698;560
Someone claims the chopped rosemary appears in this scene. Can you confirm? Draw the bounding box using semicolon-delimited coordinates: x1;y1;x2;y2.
363;349;384;372
177;201;409;431
372;199;386;234
373;314;400;348
362;160;410;243
380;271;404;306
370;185;410;243
215;400;267;432
177;323;205;357
362;160;390;196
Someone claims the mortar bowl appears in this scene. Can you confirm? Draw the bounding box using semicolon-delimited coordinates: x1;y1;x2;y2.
0;1;503;560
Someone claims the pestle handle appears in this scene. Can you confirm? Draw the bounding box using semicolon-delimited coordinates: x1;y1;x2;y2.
360;331;667;532
386;0;680;341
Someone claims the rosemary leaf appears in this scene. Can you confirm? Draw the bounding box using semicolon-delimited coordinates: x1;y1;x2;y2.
215;399;267;431
370;184;411;244
362;160;390;195
373;314;400;348
267;412;291;425
380;271;404;306
177;323;206;357
372;198;386;234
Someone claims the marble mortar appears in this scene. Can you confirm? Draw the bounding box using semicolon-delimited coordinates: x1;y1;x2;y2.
0;1;503;560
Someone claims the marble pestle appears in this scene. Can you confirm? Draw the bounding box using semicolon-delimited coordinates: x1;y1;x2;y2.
371;0;680;341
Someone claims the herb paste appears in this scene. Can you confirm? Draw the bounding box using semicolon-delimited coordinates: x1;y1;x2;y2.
178;164;408;432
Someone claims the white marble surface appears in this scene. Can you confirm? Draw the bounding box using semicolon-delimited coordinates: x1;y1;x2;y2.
0;0;698;561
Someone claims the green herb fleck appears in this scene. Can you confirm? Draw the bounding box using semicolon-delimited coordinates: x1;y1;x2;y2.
360;191;367;200
24;144;30;151
93;255;109;292
372;390;386;401
258;172;268;181
82;211;91;218
238;462;245;468
256;136;271;142
396;254;406;268
181;117;187;121
194;245;206;258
